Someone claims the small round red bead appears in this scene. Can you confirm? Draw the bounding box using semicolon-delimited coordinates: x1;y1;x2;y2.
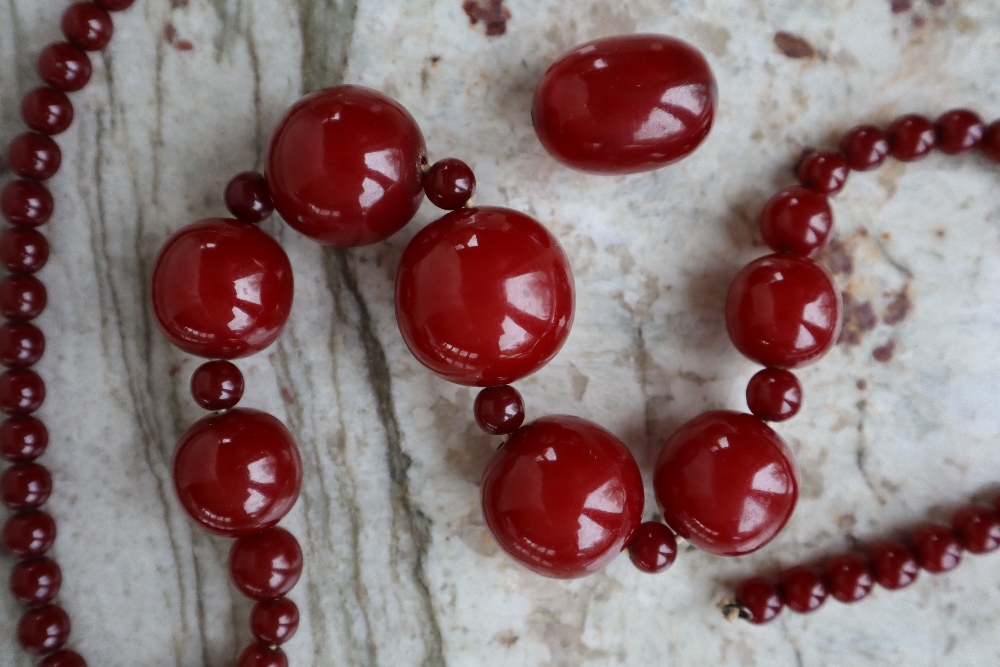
778;565;827;614
797;150;849;195
21;88;74;136
887;114;936;162
190;360;244;411
838;125;890;171
911;524;962;573
38;43;92;92
0;228;50;274
61;2;114;51
758;186;834;257
250;598;300;646
734;577;782;624
39;650;88;667
935;109;984;155
0;369;46;415
0;275;47;320
9;133;62;181
424;158;476;210
627;521;678;574
823;553;874;603
229;527;304;601
237;644;288;667
473;385;525;435
0;416;49;462
1;181;54;227
225;172;274;223
952;505;1000;554
2;510;56;557
10;557;62;606
94;0;134;10
984;121;1000;164
746;367;802;422
1;463;52;509
867;540;919;590
0;321;46;368
17;604;70;655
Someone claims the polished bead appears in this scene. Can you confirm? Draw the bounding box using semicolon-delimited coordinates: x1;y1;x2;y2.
868;540;919;590
237;644;288;667
190;360;244;411
424;158;476;210
1;181;54;227
778;565;827;614
797;151;849;195
9;133;62;181
94;0;134;10
473;385;525;435
0;275;47;320
532;34;716;174
225;172;274;223
173;409;302;537
935;109;984;155
746;368;802;422
10;557;62;606
653;410;798;556
39;650;87;667
229;528;303;600
887;114;936;162
984;121;1000;164
0;416;48;462
61;3;114;51
952;505;1000;554
2;510;56;557
911;524;962;573
0;369;45;415
839;125;890;171
758;186;833;257
395;206;574;386
266;85;427;247
735;577;782;624
0;227;49;273
38;43;92;92
726;254;842;369
626;521;678;574
1;463;52;509
150;219;293;359
481;415;644;578
250;598;300;645
0;321;46;367
18;604;70;654
21;88;74;135
823;553;874;603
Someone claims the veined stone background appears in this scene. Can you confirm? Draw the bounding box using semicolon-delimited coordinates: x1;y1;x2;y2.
1;0;1000;665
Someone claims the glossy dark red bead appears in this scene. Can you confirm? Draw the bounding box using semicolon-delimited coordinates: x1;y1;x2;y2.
0;321;46;367
0;227;49;273
984;121;1000;164
266;85;427;247
911;523;962;573
532;34;717;174
0;369;45;415
868;540;919;590
396;206;574;386
888;114;936;162
18;604;70;654
778;565;827;614
21;88;74;136
1;463;52;509
38;43;92;92
150;219;293;359
1;181;54;227
735;577;782;624
726;254;842;369
823;553;874;603
0;416;48;462
952;505;1000;554
839;125;890;171
250;598;300;645
797;150;849;195
473;385;525;435
0;274;47;320
758;186;833;257
481;415;644;578
173;409;302;537
39;650;87;667
746;368;802;422
654;410;798;556
10;557;62;606
190;360;244;411
94;0;134;10
229;527;303;600
9;133;62;181
935;109;984;155
626;521;678;574
2;510;56;557
237;644;288;667
424;158;476;210
225;172;274;223
61;2;114;51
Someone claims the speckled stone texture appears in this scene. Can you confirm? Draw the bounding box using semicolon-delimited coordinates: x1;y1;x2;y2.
1;1;1000;665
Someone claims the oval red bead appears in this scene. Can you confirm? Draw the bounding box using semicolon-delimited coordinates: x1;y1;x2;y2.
0;369;46;415
839;125;890;171
21;87;74;136
653;410;799;556
61;2;114;51
778;565;827;614
10;557;62;606
173;409;302;537
18;604;70;654
888;114;936;162
38;42;92;92
481;415;644;578
823;553;874;603
0;416;48;462
726;254;842;369
797;150;849;196
935;109;984;155
735;576;782;624
150;218;293;359
1;181;54;227
911;524;962;573
758;186;834;257
9;133;62;181
533;34;717;174
266;85;427;247
627;521;678;574
2;510;56;557
868;540;919;590
952;505;1000;554
250;598;299;645
0;227;49;273
0;274;48;320
1;462;52;509
0;321;46;367
229;527;303;601
395;206;574;386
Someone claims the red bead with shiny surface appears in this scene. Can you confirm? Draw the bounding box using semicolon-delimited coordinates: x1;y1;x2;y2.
38;43;92;92
425;158;476;210
39;650;87;667
21;88;74;135
2;511;56;557
868;540;919;590
0;228;49;273
190;360;244;411
935;109;984;154
726;254;842;369
627;521;678;574
839;125;890;171
225;172;274;223
823;553;874;603
797;151;849;195
473;385;525;435
150;219;293;359
250;598;299;645
653;410;798;556
1;181;54;227
779;565;827;614
10;557;62;606
532;34;716;174
911;524;962;573
481;415;644;578
237;644;288;667
173;409;301;537
1;463;52;509
735;577;782;624
758;186;833;257
18;604;70;654
9;133;62;181
0;369;45;415
0;275;47;320
952;505;1000;554
984;121;1000;164
888;114;936;162
94;0;134;10
266;85;427;247
746;367;802;422
61;2;114;51
0;321;46;367
229;528;303;600
395;206;574;386
0;416;48;462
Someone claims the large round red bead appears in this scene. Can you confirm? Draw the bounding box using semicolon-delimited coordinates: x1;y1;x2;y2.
265;85;427;247
150;218;293;359
173;409;302;537
395;206;574;386
532;34;717;174
726;254;842;369
481;415;644;578
653;410;799;556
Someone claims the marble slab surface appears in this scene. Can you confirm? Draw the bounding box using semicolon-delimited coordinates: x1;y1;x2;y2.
2;0;1000;665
